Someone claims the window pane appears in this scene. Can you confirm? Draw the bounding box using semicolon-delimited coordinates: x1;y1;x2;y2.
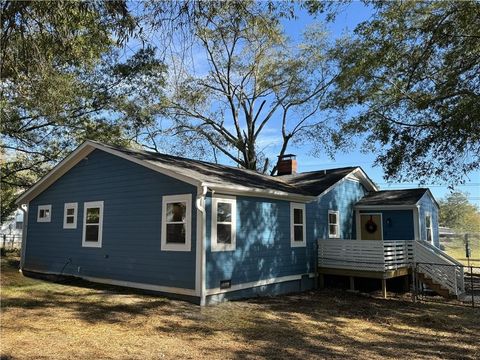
44;209;50;217
329;213;337;224
66;216;74;224
217;202;232;222
329;225;337;236
166;202;186;222
166;223;186;243
86;208;100;224
426;216;431;228
85;225;99;242
39;209;45;218
294;225;303;242
217;224;232;244
67;208;75;216
294;208;303;225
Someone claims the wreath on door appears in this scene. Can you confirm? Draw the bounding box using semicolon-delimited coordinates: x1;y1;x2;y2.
365;216;378;233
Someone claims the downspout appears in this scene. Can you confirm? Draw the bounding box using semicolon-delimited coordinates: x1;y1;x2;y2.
18;203;29;271
195;185;208;306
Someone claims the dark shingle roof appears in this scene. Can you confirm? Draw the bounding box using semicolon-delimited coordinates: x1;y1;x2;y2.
100;143;360;197
355;189;429;206
278;167;358;196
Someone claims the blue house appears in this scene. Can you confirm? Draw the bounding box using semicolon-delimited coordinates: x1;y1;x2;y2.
15;141;464;304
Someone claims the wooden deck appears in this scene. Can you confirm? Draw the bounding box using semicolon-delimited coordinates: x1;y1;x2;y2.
317;239;466;298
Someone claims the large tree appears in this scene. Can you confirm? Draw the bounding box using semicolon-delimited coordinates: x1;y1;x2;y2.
139;1;338;174
1;1;166;220
439;192;480;234
330;0;480;186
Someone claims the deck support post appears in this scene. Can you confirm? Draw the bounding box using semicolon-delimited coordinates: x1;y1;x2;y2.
318;274;325;289
349;276;355;291
381;279;387;299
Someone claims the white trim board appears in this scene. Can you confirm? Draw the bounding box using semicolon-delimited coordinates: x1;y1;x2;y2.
21;268;197;297
205;273;316;296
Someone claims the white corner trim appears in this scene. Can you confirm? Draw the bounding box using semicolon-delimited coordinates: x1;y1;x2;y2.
195;186;207;301
211;195;237;252
290;202;306;247
37;204;52;222
19;203;29;269
413;205;420;240
63;202;78;229
205;273;315;296
328;210;340;238
161;194;192;252
82;201;104;248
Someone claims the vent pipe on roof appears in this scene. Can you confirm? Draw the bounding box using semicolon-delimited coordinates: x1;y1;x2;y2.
276;154;297;176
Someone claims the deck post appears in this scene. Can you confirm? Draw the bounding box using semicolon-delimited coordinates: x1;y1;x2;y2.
381;278;387;299
349;276;355;291
318;274;325;289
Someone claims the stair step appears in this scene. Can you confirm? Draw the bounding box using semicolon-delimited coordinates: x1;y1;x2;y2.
417;272;454;299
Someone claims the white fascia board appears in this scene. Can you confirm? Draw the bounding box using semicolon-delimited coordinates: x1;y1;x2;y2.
15;140;202;205
314;167;376;201
416;189;440;209
203;183;315;203
15;142;95;205
355;205;417;210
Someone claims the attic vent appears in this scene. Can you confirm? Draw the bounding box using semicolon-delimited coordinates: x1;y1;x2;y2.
277;154;297;176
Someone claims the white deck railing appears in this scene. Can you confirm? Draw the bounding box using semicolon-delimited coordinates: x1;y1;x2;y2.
317;239;465;296
317;239;412;272
413;240;465;296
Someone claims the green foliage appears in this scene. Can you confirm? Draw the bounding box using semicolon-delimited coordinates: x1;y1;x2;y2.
1;1;166;220
439;192;480;233
144;1;338;173
331;0;480;186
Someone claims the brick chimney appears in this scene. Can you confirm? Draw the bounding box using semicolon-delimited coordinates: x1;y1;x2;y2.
276;154;297;176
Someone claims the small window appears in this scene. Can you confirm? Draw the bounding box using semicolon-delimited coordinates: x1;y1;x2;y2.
328;210;340;238
37;205;52;222
63;203;78;229
82;201;104;248
211;196;236;251
161;194;192;251
290;203;306;247
425;213;433;244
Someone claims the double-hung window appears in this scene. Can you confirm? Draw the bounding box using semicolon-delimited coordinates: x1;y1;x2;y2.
161;194;192;251
82;201;104;248
290;203;306;247
425;213;433;244
211;196;236;251
37;205;52;222
63;203;78;229
328;210;340;238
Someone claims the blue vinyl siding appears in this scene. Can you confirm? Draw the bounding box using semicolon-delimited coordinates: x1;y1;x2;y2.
418;193;440;247
25;150;197;290
359;210;414;240
308;179;367;241
205;195;311;290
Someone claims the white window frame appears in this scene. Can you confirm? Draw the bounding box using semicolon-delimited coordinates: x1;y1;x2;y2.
425;212;433;244
82;201;104;248
37;205;52;223
63;202;78;229
161;194;192;252
211;195;237;252
290;203;306;247
328;210;340;238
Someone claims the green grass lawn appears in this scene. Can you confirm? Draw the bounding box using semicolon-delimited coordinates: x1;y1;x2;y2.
442;236;480;268
1;254;479;360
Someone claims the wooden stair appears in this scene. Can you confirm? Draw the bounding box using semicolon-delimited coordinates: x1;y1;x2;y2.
417;272;455;299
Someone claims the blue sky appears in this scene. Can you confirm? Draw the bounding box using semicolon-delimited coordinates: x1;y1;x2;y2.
138;1;479;206
277;2;479;205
